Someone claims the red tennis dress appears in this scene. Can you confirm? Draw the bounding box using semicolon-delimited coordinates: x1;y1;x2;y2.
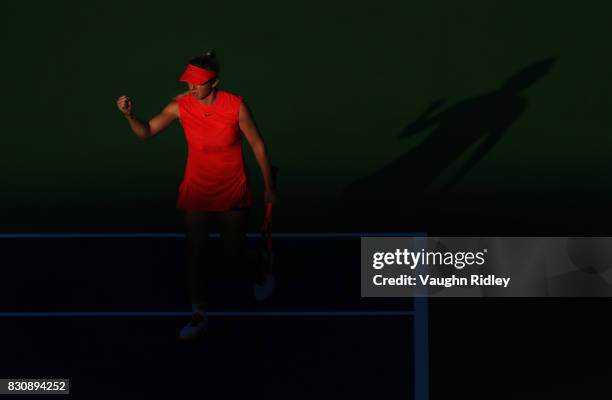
175;89;252;211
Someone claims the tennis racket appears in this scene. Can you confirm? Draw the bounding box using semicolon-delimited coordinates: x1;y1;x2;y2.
260;166;278;266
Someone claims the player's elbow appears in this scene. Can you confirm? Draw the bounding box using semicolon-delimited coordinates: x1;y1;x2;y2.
137;130;154;141
142;122;158;140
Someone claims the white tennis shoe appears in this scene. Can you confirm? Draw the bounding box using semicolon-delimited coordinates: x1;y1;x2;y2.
254;272;276;301
178;312;208;342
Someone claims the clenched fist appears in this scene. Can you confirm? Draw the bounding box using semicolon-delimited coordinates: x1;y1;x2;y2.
116;95;133;117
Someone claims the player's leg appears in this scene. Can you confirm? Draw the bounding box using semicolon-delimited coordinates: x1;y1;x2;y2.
184;209;212;310
218;208;275;300
217;208;250;275
179;209;211;341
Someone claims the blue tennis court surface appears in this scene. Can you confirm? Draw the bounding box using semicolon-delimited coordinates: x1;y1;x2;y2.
0;234;428;399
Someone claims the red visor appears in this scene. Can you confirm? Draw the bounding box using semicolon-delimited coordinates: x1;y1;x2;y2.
179;64;217;85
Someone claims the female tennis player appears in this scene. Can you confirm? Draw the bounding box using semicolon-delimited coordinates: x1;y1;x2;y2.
116;50;277;341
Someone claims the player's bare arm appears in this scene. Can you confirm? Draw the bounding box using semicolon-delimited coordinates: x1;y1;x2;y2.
239;100;277;204
116;95;179;140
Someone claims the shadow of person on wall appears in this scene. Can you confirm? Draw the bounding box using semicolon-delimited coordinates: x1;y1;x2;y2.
341;57;556;229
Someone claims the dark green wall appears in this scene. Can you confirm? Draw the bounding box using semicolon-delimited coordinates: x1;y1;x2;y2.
2;1;611;233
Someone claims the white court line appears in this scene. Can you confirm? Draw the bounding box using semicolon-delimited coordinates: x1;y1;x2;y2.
0;311;414;317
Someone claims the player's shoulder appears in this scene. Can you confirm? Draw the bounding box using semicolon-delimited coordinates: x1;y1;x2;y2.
172;91;190;102
219;89;244;105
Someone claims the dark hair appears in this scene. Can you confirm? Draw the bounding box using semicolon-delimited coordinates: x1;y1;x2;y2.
188;49;220;74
